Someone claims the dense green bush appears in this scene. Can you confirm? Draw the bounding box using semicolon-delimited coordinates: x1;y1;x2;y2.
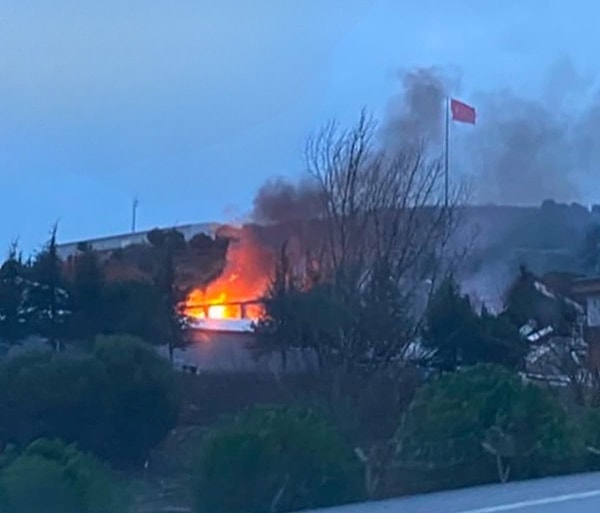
395;364;584;486
93;335;180;465
0;335;180;466
0;438;127;513
0;351;107;449
193;405;363;513
581;407;600;469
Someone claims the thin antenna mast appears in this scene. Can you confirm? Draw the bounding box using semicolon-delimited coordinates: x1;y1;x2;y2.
131;197;139;233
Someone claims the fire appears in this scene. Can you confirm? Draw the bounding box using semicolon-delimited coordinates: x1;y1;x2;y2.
207;304;227;319
184;226;274;321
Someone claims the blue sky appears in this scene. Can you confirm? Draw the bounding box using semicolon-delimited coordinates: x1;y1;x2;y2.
1;0;599;252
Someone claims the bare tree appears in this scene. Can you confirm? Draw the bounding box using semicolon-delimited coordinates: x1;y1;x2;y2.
301;110;465;375
257;110;467;497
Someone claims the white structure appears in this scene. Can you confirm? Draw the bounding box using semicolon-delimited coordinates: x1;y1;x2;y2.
56;222;220;260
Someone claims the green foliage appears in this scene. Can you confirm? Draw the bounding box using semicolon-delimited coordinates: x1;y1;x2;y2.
193;405;363;513
150;239;189;362
395;365;583;484
0;228;190;353
581;407;600;469
0;242;27;344
93;335;181;465
69;244;105;341
0;438;127;513
25;225;70;350
256;247;415;374
422;275;480;370
0;336;180;467
101;281;167;344
423;276;526;371
503;266;578;337
254;251;340;369
0;350;107;450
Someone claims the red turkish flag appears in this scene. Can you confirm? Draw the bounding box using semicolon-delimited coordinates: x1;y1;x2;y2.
451;98;476;124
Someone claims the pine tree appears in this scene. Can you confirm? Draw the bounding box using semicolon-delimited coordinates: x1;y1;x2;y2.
422;275;481;371
423;275;526;371
0;241;27;344
69;242;105;342
148;229;188;363
26;225;70;351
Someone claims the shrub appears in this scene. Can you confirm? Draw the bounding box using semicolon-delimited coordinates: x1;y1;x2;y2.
0;438;127;513
581;407;600;469
0;351;107;449
395;364;584;487
0;335;180;467
193;405;363;513
93;335;180;465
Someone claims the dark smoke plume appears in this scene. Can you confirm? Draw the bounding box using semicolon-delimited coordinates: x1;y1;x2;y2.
252;67;455;224
252;60;600;223
381;67;451;148
252;176;325;224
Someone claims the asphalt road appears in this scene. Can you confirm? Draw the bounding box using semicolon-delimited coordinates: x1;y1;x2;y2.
310;473;600;513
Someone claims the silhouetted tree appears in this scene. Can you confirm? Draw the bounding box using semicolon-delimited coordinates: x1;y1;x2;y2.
68;243;105;342
422;275;526;371
25;225;70;351
101;281;165;343
0;242;27;345
422;275;480;371
504;265;578;337
148;229;189;363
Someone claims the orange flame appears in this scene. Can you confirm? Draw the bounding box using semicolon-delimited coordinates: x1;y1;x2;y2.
184;227;274;321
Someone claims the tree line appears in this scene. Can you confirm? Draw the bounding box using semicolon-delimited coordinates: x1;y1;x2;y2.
0;226;207;360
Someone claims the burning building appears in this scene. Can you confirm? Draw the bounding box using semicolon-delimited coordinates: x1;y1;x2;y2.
183;224;275;323
56;222;284;327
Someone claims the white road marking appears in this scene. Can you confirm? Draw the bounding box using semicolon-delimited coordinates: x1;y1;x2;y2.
455;488;600;512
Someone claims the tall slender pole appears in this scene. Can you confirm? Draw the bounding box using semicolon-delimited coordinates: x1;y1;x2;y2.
131;197;138;233
444;96;450;208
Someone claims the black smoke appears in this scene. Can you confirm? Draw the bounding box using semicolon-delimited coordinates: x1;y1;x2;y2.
381;66;452;148
252;59;600;223
251;176;325;224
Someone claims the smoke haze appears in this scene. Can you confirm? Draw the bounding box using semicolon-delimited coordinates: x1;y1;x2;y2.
251;177;325;224
381;66;451;148
252;60;600;223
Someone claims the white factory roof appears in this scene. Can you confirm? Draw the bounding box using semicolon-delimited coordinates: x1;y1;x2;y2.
56;222;220;260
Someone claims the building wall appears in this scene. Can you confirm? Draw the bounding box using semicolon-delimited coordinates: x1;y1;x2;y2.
158;329;317;374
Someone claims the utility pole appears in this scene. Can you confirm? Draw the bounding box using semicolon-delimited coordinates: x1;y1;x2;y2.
131;197;139;233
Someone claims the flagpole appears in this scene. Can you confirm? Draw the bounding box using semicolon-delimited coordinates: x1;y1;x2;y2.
444;96;450;208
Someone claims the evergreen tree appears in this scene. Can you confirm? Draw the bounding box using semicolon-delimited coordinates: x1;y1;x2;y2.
0;242;27;344
423;275;526;371
26;225;70;351
422;275;481;371
69;243;105;342
148;229;189;363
